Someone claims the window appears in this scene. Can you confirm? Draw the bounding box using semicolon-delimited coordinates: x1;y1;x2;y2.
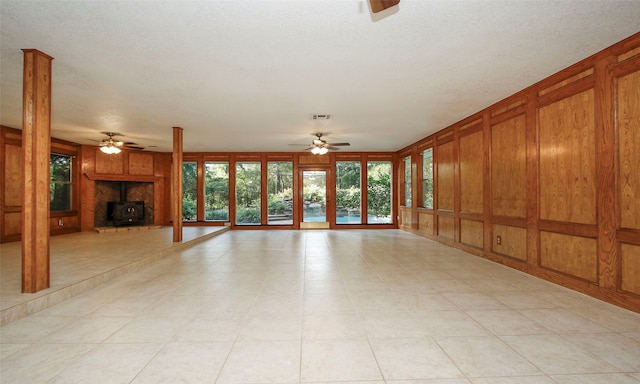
50;153;72;211
336;161;361;224
204;162;229;221
235;162;261;225
182;162;197;221
267;162;293;225
422;148;434;209
403;156;412;207
367;161;392;224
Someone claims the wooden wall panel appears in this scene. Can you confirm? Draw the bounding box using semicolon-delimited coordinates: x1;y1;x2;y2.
491;115;527;218
299;154;330;165
437;215;454;240
4;143;22;206
459;131;483;214
400;207;412;229
460;219;483;249
418;212;433;234
539;89;596;224
617;69;640;230
128;152;154;175
620;244;640;295
437;141;454;211
49;216;79;231
3;212;21;237
540;231;598;282
538;67;594;96
492;224;527;260
95;149;124;174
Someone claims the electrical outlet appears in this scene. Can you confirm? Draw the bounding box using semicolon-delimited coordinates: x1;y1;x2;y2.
496;235;501;245
58;219;64;227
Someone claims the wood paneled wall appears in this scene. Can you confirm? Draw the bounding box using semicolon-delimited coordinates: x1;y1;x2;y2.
0;125;172;242
399;33;640;312
1;126;82;243
80;146;172;231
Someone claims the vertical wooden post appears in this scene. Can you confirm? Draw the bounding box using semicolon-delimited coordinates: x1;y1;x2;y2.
172;126;183;242
22;49;54;293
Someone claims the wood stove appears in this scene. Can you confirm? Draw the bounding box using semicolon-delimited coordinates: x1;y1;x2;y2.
107;201;144;227
106;182;145;227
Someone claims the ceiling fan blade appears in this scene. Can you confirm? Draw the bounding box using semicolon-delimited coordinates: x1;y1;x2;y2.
327;147;342;151
327;142;350;146
288;144;311;146
370;0;399;13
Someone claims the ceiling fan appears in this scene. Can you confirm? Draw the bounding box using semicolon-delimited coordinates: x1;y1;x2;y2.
98;132;144;154
291;133;350;155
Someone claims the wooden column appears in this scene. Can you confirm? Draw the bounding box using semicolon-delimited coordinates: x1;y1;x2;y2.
21;49;54;293
172;126;183;242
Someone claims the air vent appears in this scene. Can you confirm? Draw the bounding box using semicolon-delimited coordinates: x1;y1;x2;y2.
312;114;331;120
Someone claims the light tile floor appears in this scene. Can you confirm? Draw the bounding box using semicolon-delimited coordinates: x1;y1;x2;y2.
1;229;639;383
0;226;226;325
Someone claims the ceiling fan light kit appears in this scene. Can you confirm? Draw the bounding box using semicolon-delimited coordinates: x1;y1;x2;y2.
97;131;147;154
99;144;121;154
311;146;329;155
99;132;123;154
305;132;350;155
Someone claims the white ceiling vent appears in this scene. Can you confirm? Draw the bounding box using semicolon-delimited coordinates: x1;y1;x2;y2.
311;114;331;120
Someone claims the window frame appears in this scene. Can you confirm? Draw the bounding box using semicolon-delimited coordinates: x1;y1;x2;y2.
366;160;393;224
235;161;262;225
182;161;198;222
335;160;362;225
421;148;434;209
50;152;73;212
403;155;412;207
203;161;230;222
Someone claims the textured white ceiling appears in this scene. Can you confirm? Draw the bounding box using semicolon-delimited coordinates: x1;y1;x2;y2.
1;1;639;152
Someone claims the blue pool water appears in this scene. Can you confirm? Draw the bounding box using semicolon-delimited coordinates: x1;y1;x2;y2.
304;216;391;224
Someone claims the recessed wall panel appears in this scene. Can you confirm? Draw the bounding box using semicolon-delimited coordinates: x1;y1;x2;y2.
492;224;527;260
460;219;483;249
459;131;483;214
418;212;433;234
3;212;21;237
129;152;154;175
4;144;22;206
617;70;640;230
437;141;455;211
539;89;596;225
491;115;526;218
621;243;640;295
540;231;597;282
438;215;454;240
95;149;124;174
